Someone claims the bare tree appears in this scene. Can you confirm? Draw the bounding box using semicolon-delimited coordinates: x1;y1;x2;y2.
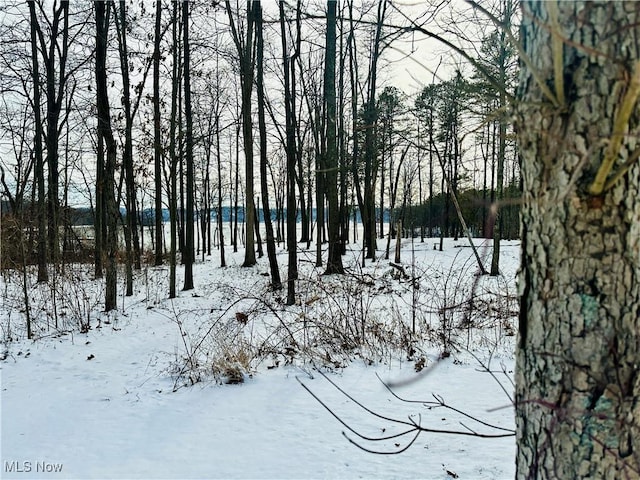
153;0;163;267
168;0;181;299
94;0;118;312
489;0;514;276
114;0;147;295
323;0;343;275
255;2;281;290
32;0;75;265
225;0;257;268
28;0;48;283
182;0;194;291
360;0;388;261
279;0;298;305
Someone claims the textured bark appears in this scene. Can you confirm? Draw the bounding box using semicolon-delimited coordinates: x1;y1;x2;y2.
516;2;640;478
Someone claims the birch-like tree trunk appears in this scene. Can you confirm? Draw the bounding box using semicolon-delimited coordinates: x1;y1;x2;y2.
516;2;640;477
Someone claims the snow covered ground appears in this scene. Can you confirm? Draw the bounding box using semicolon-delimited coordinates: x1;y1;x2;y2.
1;237;519;479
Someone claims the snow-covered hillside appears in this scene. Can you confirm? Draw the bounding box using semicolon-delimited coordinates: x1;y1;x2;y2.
1;238;518;479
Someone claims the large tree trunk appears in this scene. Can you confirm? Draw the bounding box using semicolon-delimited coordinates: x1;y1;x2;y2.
516;2;640;478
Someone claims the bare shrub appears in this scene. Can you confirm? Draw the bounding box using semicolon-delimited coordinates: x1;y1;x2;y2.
51;265;104;333
168;240;519;388
0;264;105;341
168;301;261;389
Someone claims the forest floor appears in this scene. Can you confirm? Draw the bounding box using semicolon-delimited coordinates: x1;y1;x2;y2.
1;236;519;479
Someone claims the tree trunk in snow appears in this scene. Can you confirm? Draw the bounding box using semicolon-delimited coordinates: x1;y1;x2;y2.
168;1;180;299
95;0;118;312
226;0;257;268
516;2;640;478
153;0;163;267
182;0;194;291
324;0;343;275
490;0;513;276
279;0;298;304
255;2;281;289
29;0;48;283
